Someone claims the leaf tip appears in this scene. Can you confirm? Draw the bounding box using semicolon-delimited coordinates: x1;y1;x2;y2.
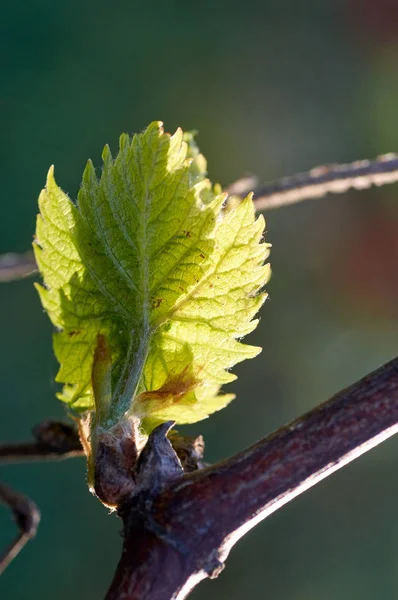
101;144;112;163
147;120;164;135
82;158;97;186
119;132;130;150
46;164;56;188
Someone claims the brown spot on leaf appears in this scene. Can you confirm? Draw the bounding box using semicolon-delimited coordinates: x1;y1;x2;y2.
68;330;81;337
182;230;192;238
151;297;163;309
137;365;199;410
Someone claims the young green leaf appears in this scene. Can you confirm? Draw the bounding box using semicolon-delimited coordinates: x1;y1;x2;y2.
34;121;270;434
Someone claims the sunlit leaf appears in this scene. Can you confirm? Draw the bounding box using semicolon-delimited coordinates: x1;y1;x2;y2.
34;121;270;433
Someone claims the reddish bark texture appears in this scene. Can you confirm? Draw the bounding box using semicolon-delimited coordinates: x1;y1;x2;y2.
106;356;398;600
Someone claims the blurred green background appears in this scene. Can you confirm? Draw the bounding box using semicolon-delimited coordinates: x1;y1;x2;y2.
2;0;398;598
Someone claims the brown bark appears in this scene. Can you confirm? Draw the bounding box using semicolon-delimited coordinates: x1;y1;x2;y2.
105;356;398;599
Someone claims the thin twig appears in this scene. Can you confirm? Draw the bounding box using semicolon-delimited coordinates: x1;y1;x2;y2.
225;174;258;196
0;251;37;282
0;483;40;575
0;422;83;574
252;153;398;210
2;153;398;284
0;421;84;464
0;442;84;463
106;355;398;599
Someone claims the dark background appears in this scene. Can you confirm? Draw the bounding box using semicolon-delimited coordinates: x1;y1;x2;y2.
2;1;398;598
